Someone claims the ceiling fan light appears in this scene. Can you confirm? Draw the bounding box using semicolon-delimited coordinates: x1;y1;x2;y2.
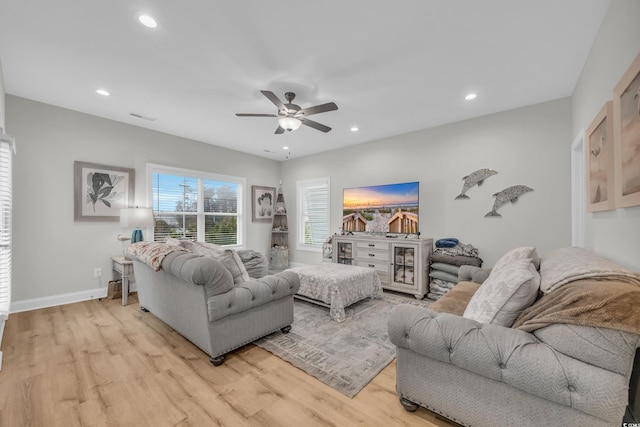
278;117;302;131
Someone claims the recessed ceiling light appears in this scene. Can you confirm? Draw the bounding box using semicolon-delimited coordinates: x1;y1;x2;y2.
96;89;110;96
350;126;359;132
282;146;289;150
465;93;477;101
138;14;158;28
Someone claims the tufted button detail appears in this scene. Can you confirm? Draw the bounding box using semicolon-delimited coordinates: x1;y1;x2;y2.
448;347;453;353
568;385;576;392
499;363;506;369
404;333;409;339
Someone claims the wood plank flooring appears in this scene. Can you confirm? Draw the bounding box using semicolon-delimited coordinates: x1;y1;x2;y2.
0;294;459;427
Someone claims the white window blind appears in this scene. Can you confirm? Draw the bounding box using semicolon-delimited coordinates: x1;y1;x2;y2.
0;132;15;371
148;164;244;246
297;177;330;251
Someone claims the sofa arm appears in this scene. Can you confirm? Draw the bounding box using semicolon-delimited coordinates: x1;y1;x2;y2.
389;304;630;422
161;251;235;298
207;270;300;322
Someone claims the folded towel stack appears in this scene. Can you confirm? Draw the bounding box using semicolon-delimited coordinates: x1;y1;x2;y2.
427;239;483;300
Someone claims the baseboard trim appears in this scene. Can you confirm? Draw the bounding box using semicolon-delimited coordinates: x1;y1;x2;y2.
10;287;108;313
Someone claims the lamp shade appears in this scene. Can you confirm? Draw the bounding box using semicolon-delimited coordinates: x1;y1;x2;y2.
278;116;302;131
120;207;154;228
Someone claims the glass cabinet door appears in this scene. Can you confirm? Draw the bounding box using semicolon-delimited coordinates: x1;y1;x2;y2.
337;242;353;265
393;246;415;285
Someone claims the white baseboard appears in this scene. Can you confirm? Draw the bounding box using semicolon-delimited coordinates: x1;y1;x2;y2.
10;287;108;313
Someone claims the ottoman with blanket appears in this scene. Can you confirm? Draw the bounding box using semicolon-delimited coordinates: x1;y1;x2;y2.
288;263;383;322
128;242;300;366
389;247;640;426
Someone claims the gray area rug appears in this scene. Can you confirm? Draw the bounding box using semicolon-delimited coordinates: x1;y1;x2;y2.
254;292;430;398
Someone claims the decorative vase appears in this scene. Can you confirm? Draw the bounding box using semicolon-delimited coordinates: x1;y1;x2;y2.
131;229;143;243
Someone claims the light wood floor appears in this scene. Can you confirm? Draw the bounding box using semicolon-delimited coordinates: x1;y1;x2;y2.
0;294;459;427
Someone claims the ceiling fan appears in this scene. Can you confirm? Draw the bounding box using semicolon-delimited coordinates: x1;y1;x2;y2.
236;91;338;134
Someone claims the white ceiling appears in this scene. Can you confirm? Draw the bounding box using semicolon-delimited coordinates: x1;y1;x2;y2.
0;1;610;160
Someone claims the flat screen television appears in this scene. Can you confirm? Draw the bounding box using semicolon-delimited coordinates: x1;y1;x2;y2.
342;181;419;234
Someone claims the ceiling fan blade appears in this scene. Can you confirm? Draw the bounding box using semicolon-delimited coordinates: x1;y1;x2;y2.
235;113;278;117
299;102;338;117
275;125;285;134
301;118;331;133
261;90;286;110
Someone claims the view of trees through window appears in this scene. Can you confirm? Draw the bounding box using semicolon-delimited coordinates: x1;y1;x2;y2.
151;169;241;245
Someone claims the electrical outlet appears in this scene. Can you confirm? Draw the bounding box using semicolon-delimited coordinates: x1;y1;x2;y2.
94;268;102;278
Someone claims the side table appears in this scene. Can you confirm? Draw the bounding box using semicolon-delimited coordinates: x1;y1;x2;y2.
111;256;134;305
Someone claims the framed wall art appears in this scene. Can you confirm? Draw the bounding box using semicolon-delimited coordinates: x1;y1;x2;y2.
613;52;640;208
251;185;276;222
74;161;135;221
585;101;615;212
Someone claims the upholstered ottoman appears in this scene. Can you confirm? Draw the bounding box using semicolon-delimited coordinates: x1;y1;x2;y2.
288;263;383;322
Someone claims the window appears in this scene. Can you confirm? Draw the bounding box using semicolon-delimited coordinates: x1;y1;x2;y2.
148;164;245;246
297;177;330;251
0;133;14;371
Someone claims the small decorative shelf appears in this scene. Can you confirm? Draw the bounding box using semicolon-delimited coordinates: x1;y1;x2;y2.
269;186;289;271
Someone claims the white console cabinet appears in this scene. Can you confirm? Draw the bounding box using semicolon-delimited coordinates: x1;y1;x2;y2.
332;235;433;299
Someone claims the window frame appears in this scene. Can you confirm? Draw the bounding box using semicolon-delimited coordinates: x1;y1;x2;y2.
296;177;330;252
147;163;245;248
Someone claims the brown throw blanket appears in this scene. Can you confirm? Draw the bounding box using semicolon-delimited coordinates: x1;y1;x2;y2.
512;277;640;335
429;281;480;317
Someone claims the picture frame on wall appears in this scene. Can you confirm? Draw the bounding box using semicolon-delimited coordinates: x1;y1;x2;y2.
74;161;135;221
613;52;640;208
585;101;615;212
251;185;276;222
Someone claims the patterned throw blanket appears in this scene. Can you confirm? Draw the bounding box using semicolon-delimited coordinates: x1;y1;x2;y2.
126;241;187;271
513;277;640;334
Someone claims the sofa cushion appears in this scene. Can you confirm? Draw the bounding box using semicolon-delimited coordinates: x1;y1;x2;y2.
463;257;540;326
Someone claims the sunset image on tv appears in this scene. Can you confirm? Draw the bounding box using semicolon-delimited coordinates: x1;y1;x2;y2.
342;181;419;234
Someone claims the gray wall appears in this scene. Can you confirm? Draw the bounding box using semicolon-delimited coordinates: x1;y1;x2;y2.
572;0;640;270
282;98;573;268
7;96;280;302
0;58;5;130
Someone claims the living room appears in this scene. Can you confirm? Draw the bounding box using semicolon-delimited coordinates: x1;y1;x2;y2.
0;1;639;425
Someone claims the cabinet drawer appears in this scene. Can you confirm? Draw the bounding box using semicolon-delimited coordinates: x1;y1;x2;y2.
355;248;389;261
356;241;389;251
355;258;388;272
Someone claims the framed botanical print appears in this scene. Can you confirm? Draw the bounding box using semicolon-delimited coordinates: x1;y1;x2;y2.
585;101;615;212
251;185;276;222
613;52;640;208
74;161;135;221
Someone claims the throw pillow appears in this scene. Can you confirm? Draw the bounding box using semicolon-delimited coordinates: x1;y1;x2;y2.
492;246;540;271
165;236;183;247
185;241;251;284
463;258;541;327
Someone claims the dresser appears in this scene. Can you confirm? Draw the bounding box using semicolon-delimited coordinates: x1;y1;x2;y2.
332;235;432;299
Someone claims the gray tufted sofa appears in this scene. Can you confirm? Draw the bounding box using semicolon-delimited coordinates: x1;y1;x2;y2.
131;250;299;366
388;251;640;427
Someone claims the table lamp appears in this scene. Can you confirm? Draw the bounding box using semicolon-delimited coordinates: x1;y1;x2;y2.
119;207;154;243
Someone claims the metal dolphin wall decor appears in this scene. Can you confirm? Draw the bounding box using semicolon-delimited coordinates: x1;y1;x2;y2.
485;185;534;217
455;168;498;199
